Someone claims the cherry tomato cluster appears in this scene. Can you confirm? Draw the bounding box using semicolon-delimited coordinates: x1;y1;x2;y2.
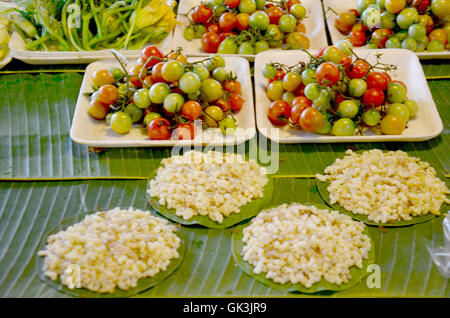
333;0;450;52
263;45;419;136
87;45;245;140
184;0;311;54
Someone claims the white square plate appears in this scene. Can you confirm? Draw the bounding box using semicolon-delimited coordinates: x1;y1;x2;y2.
9;31;174;65
254;49;444;143
323;0;450;60
70;56;255;147
173;0;328;61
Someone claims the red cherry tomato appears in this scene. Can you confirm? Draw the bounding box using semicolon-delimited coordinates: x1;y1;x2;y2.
316;62;340;86
367;72;389;91
147;117;171;140
265;6;284;25
201;31;221;53
348;30;366;47
219;12;238;32
412;0;431;13
220;31;236;42
299;107;325;132
268;100;291;126
192;5;213;24
236;13;250;31
363;88;385;108
225;0;240;8
223;80;242;94
372;28;393;48
268;70;286;83
207;24;221;34
151;62;167;83
339;54;352;73
141;45;164;67
98;85;119;105
181;101;202;120
229;94;244;112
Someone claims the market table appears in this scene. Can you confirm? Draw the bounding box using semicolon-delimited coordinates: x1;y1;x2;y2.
0;2;450;296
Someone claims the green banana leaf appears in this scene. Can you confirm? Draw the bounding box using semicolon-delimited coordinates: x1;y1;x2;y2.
231;203;376;294
36;209;185;298
146;170;275;229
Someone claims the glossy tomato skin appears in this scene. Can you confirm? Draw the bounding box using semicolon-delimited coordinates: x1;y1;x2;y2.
372;28;393;48
363;88;385;108
268;100;291;126
207;24;221;33
219;12;238;31
316;62;340;86
299;107;325;132
268;70;286;83
147;117;171;140
141;45;164;67
151;62;167;83
265;6;284;25
349;30;367;47
201;31;221;53
229;94;244;111
181;100;202;120
192;5;213;24
223;80;242;94
225;0;240;8
367;72;389;91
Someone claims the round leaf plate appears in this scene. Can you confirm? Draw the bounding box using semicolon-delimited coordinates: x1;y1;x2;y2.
231;202;376;294
36;210;185;298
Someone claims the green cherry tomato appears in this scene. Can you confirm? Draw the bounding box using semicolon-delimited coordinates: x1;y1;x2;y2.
212;67;230;82
219;117;237;135
301;68;317;85
266;80;284;101
278;14;297;33
255;0;266;10
304;83;321;100
332;118;355;136
163;93;185;114
387;82;407;103
149;82;171;104
427;39;445;52
218;38;238;54
238;0;257;14
387;103;410;123
395;30;409;41
124;103;144;123
143;112;161;127
254;40;270;53
290;4;307;19
262;63;277;79
313;90;331;112
431;0;450;19
205;55;226;72
111;111;133;134
161;60;184;82
408;23;426;40
184;26;195;40
315;119;332;135
133;88;151;109
335;39;353;56
282;91;295;105
348;79;367;98
404;100;418;118
357;0;373;15
179;72;202;94
363;109;381;126
385;36;402;48
193;64;210;81
201;78;223;102
194;24;207;38
396;7;419;30
238;41;255;54
204;106;224;127
380;11;396;29
266;24;284;42
338;100;359;118
249;11;270;30
109;67;124;81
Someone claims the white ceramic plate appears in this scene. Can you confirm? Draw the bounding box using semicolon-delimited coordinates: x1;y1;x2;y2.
9;31;174;65
173;0;328;61
254;49;444;143
70;56;255;147
323;0;450;60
